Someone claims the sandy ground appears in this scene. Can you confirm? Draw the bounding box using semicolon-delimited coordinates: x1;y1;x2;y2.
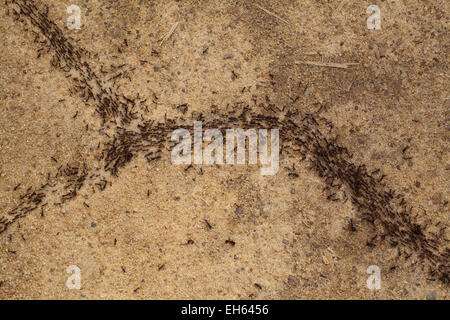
0;0;448;299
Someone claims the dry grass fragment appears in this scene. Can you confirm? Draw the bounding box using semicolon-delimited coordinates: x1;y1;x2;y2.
296;61;358;69
253;4;289;24
159;22;179;44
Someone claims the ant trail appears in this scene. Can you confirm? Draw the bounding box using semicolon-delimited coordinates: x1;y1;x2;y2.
2;0;448;284
7;0;142;124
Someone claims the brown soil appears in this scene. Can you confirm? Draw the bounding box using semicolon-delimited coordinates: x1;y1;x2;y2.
0;0;448;299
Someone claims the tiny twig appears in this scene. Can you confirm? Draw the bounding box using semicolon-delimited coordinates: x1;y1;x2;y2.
159;22;179;44
296;61;358;69
303;51;318;56
253;4;289;24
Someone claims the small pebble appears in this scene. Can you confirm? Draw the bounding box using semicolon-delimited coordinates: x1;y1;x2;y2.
431;193;442;205
426;291;436;300
287;275;298;287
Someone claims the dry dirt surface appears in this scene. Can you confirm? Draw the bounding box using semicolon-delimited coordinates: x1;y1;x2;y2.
0;0;448;299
